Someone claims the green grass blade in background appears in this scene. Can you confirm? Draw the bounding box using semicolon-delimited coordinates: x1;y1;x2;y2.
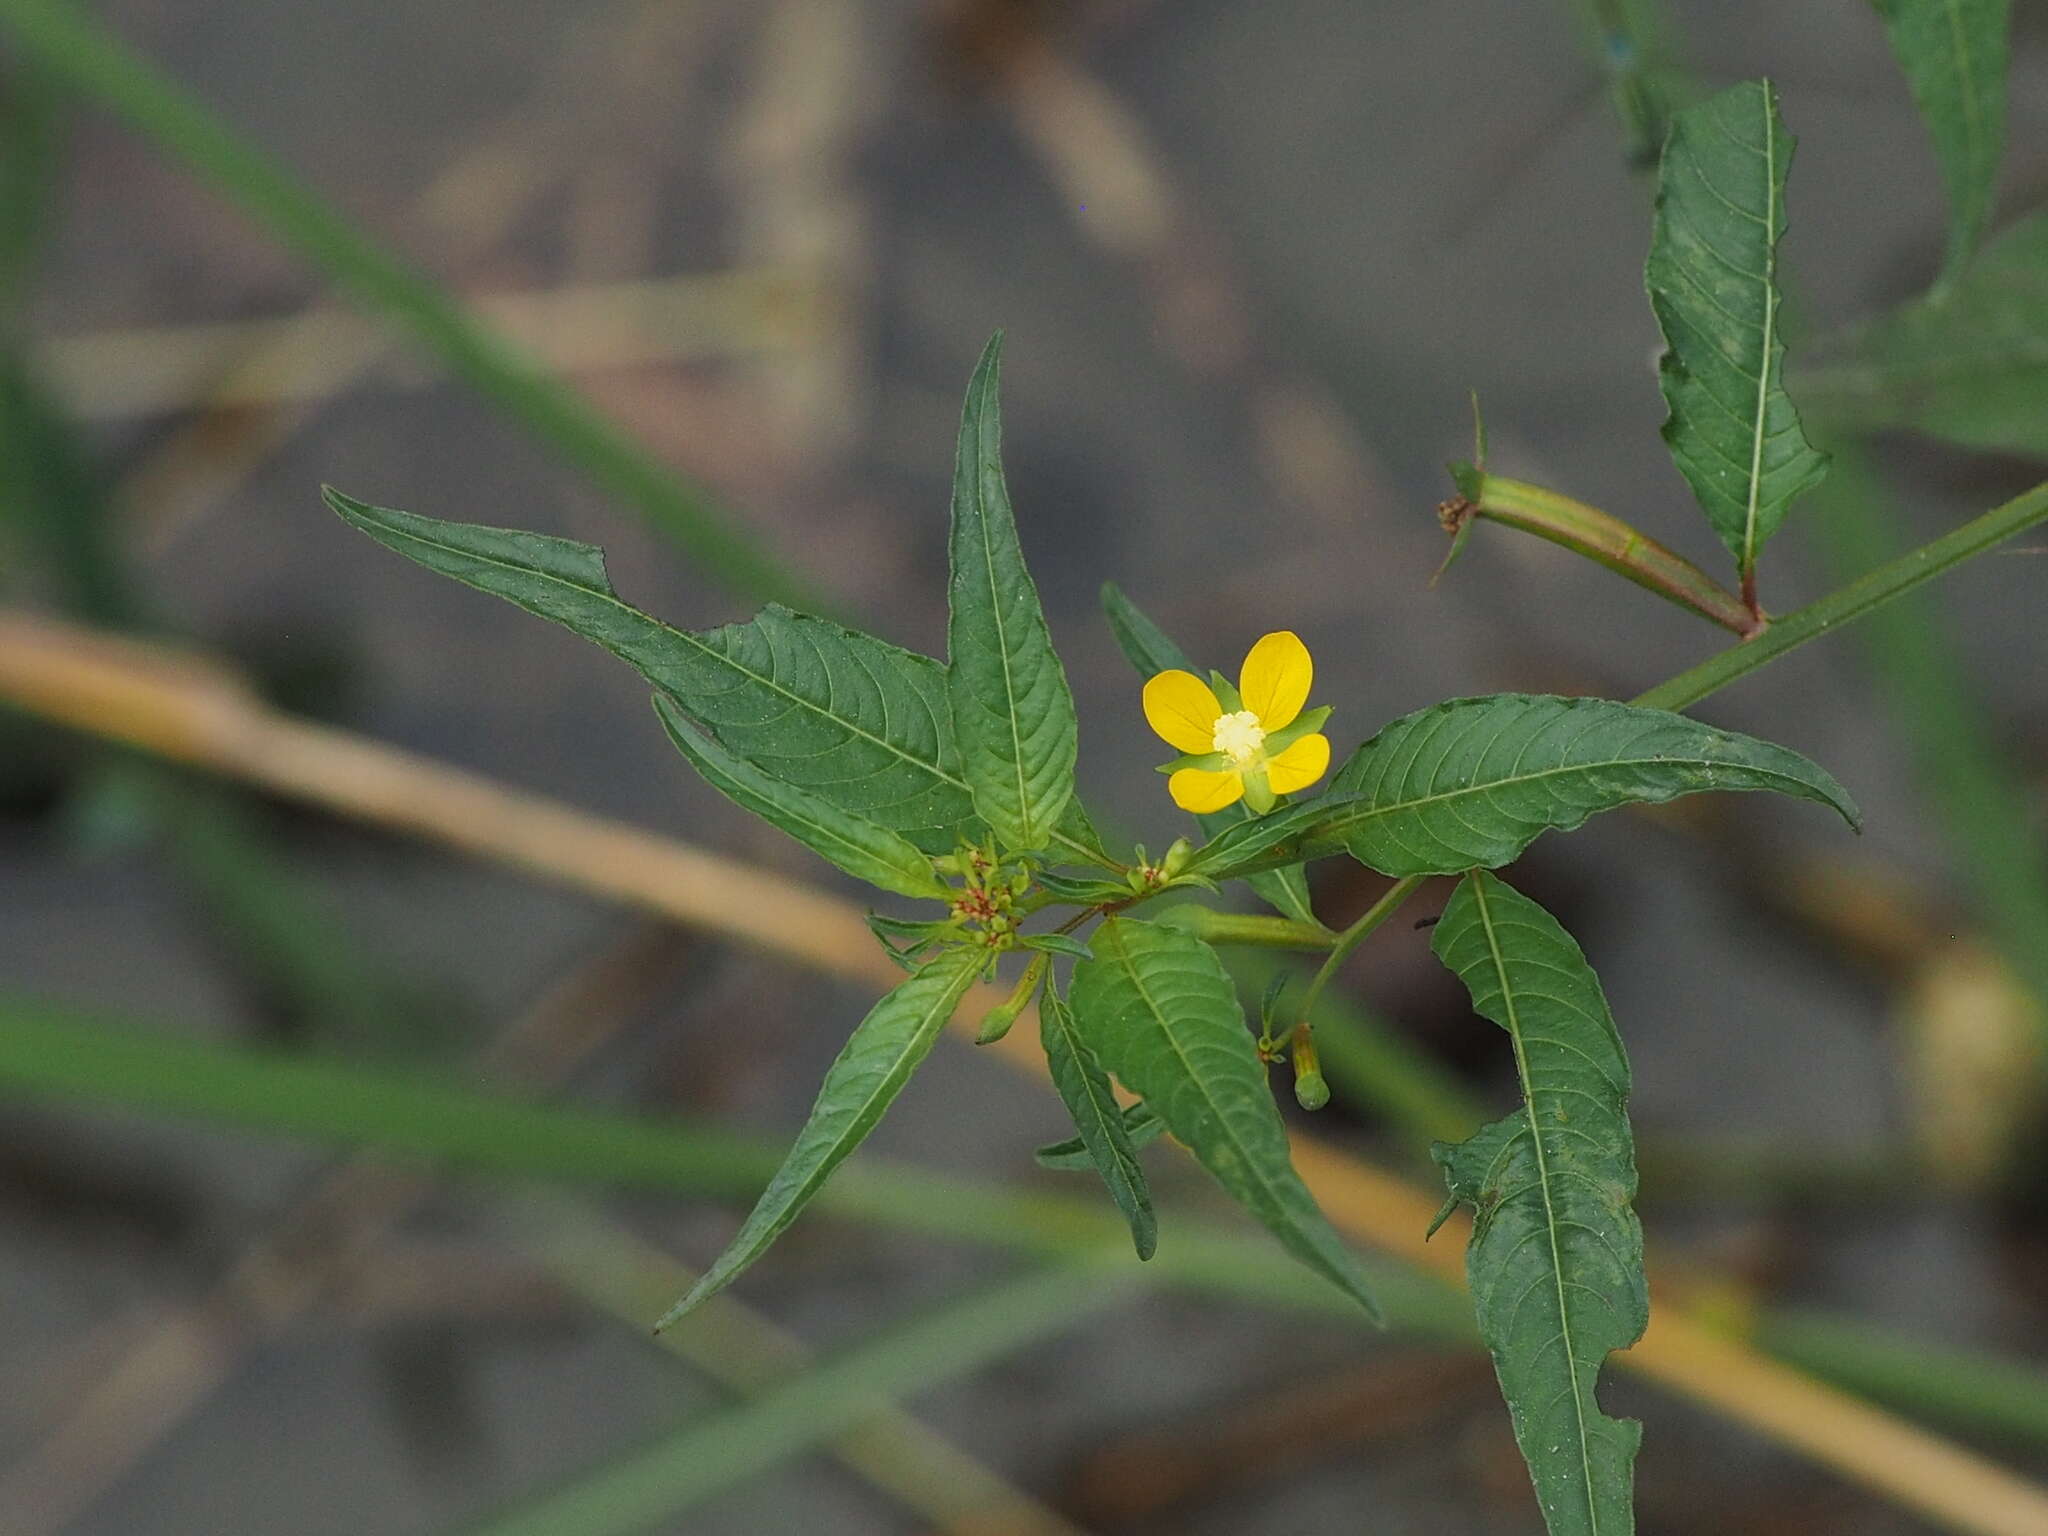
1100;581;1321;926
654;949;984;1329
651;695;948;900
1432;871;1646;1536
465;1258;1135;1536
0;0;809;610
326;490;983;852
945;334;1079;853
1799;211;2048;459
1039;985;1156;1259
1071;918;1380;1317
1801;448;2048;1026
1648;79;1829;584
1298;694;1857;878
1873;0;2010;288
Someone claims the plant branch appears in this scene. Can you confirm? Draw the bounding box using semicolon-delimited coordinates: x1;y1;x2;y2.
1632;478;2048;712
1296;875;1427;1026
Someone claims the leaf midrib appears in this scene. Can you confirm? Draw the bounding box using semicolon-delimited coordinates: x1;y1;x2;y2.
1742;85;1781;577
1103;923;1285;1220
970;417;1039;846
1331;746;1828;830
1470;873;1603;1532
372;517;1099;863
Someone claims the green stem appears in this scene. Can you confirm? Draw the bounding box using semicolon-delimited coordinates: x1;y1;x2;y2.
0;0;812;612
1296;875;1427;1027
1456;473;1757;637
1153;907;1336;950
1631;478;2048;713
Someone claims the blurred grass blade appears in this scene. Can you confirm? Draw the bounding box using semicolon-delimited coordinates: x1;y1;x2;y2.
0;0;808;609
945;333;1079;852
1648;79;1829;584
651;694;948;900
1070;918;1380;1317
1800;448;2048;1027
466;1259;1136;1536
1432;871;1646;1536
1799;211;2048;459
1873;0;2010;287
1100;581;1321;927
1039;985;1156;1259
0;993;1457;1328
654;950;984;1329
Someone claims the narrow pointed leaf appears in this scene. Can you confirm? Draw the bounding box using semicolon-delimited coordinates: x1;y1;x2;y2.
1874;0;2010;285
329;487;1108;858
1648;79;1829;576
1431;871;1646;1536
1798;210;2048;458
651;695;946;900
655;949;982;1329
1069;918;1379;1316
1035;1101;1164;1169
1040;986;1157;1259
946;334;1077;851
1282;694;1858;879
1101;581;1320;927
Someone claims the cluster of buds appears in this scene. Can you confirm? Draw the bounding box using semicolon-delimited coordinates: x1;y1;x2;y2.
1123;837;1194;897
934;839;1036;953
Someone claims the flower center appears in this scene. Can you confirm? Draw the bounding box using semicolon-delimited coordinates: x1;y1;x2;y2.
1211;710;1266;765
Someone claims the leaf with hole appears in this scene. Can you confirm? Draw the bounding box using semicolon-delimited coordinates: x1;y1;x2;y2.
654;947;983;1329
1432;871;1646;1536
1648;79;1828;579
946;334;1078;853
1069;918;1378;1316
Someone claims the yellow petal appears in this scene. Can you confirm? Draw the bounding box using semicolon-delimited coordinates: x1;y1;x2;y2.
1238;631;1312;731
1168;766;1245;814
1143;670;1224;754
1266;733;1330;795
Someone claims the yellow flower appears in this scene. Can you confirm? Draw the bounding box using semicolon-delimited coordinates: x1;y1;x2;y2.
1142;631;1332;815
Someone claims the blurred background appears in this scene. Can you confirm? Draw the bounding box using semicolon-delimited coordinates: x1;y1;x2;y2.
3;1;2047;1532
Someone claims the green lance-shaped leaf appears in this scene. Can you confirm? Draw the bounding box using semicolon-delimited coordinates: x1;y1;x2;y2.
1035;1101;1165;1169
1648;79;1829;580
946;333;1078;852
1040;985;1157;1259
1293;694;1857;880
1798;210;2048;459
1100;581;1321;928
651;694;947;900
1069;918;1379;1317
328;487;1054;857
1874;0;2010;286
654;948;983;1329
1431;871;1646;1536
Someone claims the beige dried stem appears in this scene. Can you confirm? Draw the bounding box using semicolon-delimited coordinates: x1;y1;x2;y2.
5;609;2048;1536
